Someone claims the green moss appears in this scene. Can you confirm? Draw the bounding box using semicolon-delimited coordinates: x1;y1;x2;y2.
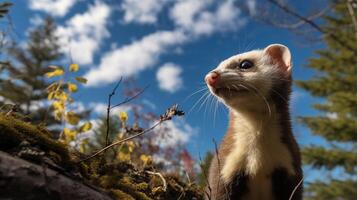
0;114;204;200
117;178;153;200
0;114;77;169
110;189;135;200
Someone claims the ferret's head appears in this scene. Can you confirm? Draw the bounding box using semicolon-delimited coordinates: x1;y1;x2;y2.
205;44;292;111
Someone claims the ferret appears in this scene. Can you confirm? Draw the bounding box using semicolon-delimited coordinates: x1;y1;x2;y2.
204;44;303;200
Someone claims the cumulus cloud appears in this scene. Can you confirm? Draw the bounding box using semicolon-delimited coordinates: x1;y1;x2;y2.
156;63;183;93
28;0;78;17
121;0;169;24
246;0;257;16
85;0;245;87
170;0;245;36
154;119;197;147
85;30;187;86
56;1;111;65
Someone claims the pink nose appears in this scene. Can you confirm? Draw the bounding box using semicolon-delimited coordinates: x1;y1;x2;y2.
205;71;220;87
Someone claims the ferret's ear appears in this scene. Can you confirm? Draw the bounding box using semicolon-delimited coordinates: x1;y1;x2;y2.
264;44;292;72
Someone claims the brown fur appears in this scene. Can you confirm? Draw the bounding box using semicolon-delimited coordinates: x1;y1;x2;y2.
204;44;303;200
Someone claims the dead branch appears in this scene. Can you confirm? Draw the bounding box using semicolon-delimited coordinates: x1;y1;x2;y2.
80;104;184;162
104;79;147;147
105;78;122;146
146;171;167;191
267;5;330;29
111;85;149;109
199;153;212;200
266;0;356;52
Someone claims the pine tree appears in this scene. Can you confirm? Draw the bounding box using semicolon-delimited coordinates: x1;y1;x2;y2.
296;2;357;199
0;17;62;126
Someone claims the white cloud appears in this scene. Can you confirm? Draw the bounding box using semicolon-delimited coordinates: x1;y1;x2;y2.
28;0;78;17
85;30;187;86
121;0;169;24
246;0;257;16
170;0;245;36
85;1;246;87
154;119;197;147
156;63;183;93
56;1;111;65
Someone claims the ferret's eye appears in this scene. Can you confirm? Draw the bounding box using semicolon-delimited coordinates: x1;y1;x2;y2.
239;60;254;70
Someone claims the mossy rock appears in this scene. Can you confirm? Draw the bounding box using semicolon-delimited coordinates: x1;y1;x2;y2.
0;114;76;169
0;114;204;200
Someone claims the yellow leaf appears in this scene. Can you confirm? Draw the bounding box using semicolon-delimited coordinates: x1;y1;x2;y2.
79;139;89;153
140;154;152;166
68;83;78;93
75;77;87;84
117;151;131;161
52;101;64;111
48;92;55;100
54;91;68;101
54;110;62;120
69;64;79;72
127;141;135;152
66;111;80;125
63;128;77;142
45;68;64;78
78;122;92;132
119;111;128;122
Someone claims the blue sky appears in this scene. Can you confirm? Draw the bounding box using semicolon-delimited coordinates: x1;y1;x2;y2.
8;0;329;179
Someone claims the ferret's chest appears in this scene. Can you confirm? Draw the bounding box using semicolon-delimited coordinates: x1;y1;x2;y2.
220;116;295;184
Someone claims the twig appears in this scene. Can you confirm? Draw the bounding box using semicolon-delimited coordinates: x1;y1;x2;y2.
185;170;191;185
213;139;230;200
105;78;122;146
110;85;149;109
177;184;185;200
199;153;212;200
81;120;162;162
267;0;356;53
289;177;304;200
268;6;330;29
80;104;184;162
146;171;167;191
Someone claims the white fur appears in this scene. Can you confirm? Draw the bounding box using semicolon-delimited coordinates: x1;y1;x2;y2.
208;45;295;199
221;106;295;200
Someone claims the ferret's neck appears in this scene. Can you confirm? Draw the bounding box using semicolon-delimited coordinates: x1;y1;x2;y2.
221;101;295;182
230;103;278;133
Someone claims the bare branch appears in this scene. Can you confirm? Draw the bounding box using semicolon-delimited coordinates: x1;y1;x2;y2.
111;85;149;109
146;171;167;191
268;5;330;29
80;104;184;162
199;153;212;200
105;78;122;146
266;0;356;52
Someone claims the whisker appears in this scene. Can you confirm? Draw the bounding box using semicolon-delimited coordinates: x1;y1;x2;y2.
188;91;210;115
199;92;211;111
213;98;219;127
183;87;207;102
240;82;272;118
